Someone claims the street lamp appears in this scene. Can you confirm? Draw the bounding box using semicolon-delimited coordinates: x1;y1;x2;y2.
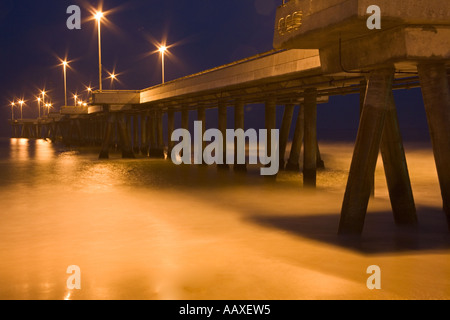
10;102;15;121
41;91;46;109
37;97;41;118
18;100;24;120
159;45;167;84
62;60;68;106
94;11;104;91
73;94;78;107
109;72;117;89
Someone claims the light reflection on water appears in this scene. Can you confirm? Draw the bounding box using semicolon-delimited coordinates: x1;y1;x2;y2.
0;138;449;300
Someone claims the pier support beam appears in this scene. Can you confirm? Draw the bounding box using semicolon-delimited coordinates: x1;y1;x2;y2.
167;109;175;157
303;88;317;187
265;97;277;175
118;113;135;159
286;105;304;172
149;110;165;158
99;112;116;159
180;108;189;159
234;99;247;172
360;79;374;197
197;106;206;165
133;114;140;154
218;100;229;170
279;104;295;170
380;93;417;225
339;67;395;235
418;62;450;229
140;112;148;156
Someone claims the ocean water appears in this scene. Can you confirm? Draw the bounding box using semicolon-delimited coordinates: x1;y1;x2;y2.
0;137;449;300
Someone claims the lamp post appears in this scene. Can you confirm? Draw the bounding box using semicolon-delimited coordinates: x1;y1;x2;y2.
95;11;104;91
18;100;24;120
62;60;68;106
159;45;167;84
37;97;41;118
73;94;78;107
41;91;46;111
10;102;15;121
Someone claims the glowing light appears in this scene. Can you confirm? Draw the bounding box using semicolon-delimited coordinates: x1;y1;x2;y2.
94;11;104;20
159;45;167;54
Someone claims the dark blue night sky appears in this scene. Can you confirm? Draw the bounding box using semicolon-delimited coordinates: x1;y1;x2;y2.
0;0;430;141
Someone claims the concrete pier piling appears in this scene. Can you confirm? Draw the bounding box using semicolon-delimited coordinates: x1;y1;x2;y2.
339;67;395;235
234;99;247;172
197;106;206;165
133;114;140;154
380;93;417;226
286;105;304;172
218;100;229;170
418;62;450;229
140;112;149;156
303;88;318;187
279;104;295;170
265;97;277;176
180;108;189;159
118;113;135;159
167;109;175;157
99;112;116;159
149;110;165;158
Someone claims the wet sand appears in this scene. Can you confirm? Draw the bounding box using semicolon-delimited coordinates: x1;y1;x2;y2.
0;139;448;300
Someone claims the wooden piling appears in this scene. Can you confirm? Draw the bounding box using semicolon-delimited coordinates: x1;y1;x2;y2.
339;67;395;235
418;62;450;229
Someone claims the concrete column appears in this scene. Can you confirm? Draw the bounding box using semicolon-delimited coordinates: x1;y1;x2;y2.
133;114;140;154
167;109;175;157
99;112;116;159
380;92;417;226
418;62;450;229
279;104;295;170
286;105;304;171
181;108;189;159
118;113;135;159
360;79;374;196
147;112;156;156
339;67;395;235
181;108;189;130
155;110;165;158
303;88;317;187
218;100;229;169
234;98;246;172
197;106;206;165
140;112;148;156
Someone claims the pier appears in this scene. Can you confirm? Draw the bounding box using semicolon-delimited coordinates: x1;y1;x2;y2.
9;0;450;235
